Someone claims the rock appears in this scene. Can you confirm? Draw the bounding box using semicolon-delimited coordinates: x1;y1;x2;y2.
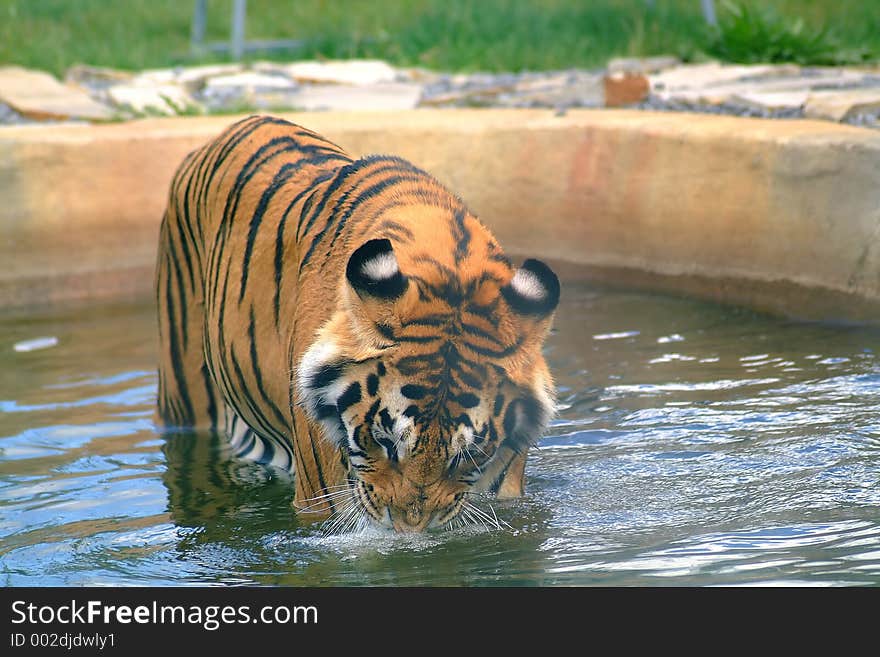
422;71;603;108
204;71;297;91
500;72;603;108
284;59;400;85
805;89;880;122
604;72;650;107
0;66;114;121
729;90;809;112
608;56;680;75
650;62;801;95
200;71;299;111
130;68;178;86
107;83;201;116
0;101;28;124
65;64;133;91
288;82;422;111
179;64;247;87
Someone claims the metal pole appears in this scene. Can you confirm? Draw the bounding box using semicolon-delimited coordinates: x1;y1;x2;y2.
231;0;247;60
191;0;207;56
701;0;718;26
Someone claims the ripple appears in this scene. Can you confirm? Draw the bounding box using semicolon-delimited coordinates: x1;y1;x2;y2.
3;288;880;586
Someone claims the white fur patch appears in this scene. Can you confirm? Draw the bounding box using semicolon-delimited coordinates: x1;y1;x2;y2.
510;268;546;301
393;415;416;458
295;339;350;445
296;340;339;401
361;252;399;281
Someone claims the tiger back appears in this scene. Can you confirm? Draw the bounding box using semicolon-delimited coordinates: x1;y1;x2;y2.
156;115;560;532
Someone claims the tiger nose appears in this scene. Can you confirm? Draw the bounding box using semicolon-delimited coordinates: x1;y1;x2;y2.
391;502;432;533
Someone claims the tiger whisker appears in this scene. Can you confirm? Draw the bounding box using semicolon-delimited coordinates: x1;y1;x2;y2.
464;499;508;531
294;487;356;511
463;448;483;475
295;490;356;513
320;499;358;535
323;498;365;536
487;502;512;530
345;506;368;534
470;443;490;459
469;504;500;531
462;505;490;532
297;487;355;503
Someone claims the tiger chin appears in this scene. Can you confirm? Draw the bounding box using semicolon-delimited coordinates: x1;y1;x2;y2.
155;115;560;534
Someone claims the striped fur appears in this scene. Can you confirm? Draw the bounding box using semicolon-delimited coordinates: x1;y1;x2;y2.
156;115;560;532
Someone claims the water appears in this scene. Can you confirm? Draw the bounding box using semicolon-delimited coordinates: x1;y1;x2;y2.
2;282;880;586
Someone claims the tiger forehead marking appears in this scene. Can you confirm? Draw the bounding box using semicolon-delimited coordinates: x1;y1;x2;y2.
156;114;560;533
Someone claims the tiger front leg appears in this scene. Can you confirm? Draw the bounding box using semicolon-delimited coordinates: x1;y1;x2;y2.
495;452;528;499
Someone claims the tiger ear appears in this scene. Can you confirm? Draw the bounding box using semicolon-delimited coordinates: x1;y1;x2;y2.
346;238;408;300
501;259;560;318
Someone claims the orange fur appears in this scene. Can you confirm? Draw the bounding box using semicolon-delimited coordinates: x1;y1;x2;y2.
156;115;560;532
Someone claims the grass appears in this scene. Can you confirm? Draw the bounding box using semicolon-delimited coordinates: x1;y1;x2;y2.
706;1;875;64
0;0;878;78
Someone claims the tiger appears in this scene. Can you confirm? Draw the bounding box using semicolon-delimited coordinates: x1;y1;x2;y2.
155;114;561;533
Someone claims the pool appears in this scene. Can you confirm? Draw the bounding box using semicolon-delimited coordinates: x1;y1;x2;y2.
2;280;879;586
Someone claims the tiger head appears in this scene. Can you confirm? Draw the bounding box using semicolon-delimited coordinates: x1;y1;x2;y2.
296;213;560;533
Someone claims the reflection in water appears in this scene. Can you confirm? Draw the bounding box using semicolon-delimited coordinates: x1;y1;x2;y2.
1;286;880;585
160;428;556;585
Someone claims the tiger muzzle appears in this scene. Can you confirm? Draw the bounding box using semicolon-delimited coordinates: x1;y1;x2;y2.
389;498;433;533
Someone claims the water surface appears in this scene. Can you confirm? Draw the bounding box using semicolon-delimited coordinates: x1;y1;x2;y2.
2;282;879;586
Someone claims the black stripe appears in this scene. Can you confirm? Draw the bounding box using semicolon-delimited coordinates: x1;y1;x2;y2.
240;149;348;304
460;322;504;346
274;170;339;327
239;430;257;457
309;361;349;390
400;384;429;400
248;309;290;430
201;115;292;224
410;256;459;282
297;155;425;254
375;323;395;340
452;207;471;264
337;382;362;415
295;158;369;243
456;392;480;408
299;171;425;272
456;367;484;390
363;399;381;428
163;255;195;426
319;173;427;261
307;423;334;507
177;147;205;260
396;353;442;375
200;362;219;430
464;300;501;327
229;346;273;440
211;134;312;304
493;393;505;417
374;219;415;241
396;333;441;344
462;337;524;358
171;157;200;295
168;243;189;351
401;314;450;327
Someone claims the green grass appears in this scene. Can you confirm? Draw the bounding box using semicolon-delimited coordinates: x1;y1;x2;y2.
706;0;875;64
0;0;878;78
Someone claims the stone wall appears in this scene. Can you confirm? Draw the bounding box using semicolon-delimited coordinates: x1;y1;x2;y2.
2;109;880;325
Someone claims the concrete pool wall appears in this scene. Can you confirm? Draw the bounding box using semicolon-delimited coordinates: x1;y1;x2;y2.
2;109;880;323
